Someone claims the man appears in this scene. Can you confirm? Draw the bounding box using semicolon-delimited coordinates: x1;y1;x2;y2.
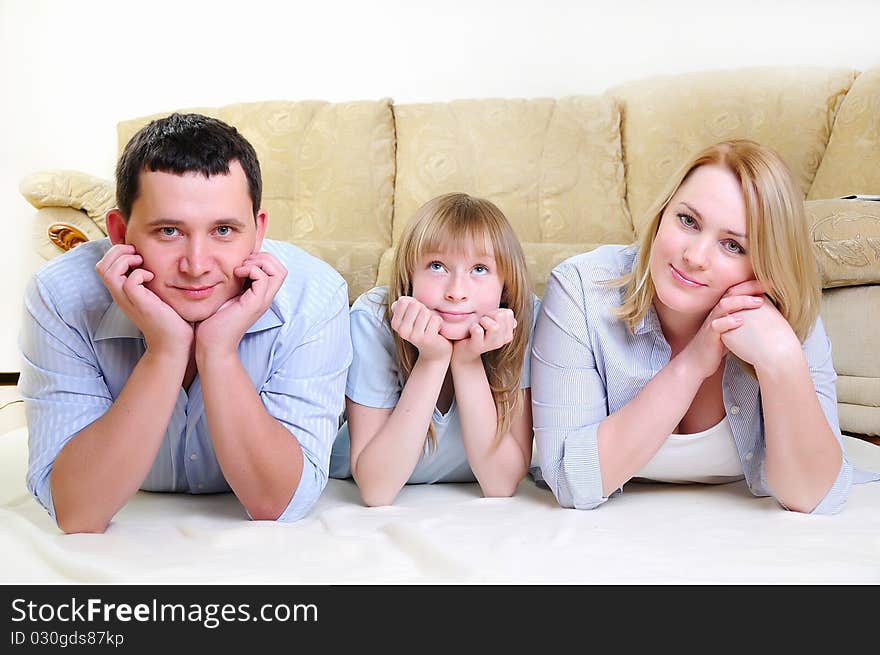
19;113;352;533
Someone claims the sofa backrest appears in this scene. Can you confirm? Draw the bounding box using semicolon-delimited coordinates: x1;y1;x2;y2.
609;67;859;235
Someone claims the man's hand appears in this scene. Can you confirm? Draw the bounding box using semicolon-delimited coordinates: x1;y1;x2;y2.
451;308;517;365
195;252;288;360
390;296;453;363
95;243;193;358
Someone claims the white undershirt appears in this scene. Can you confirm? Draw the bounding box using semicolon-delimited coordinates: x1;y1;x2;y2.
633;416;745;484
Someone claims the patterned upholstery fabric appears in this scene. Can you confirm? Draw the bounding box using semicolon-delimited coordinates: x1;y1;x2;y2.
610;67;856;234
391;96;631;297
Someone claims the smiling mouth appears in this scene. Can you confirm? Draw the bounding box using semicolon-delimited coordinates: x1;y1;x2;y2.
670;265;706;288
175;284;218;299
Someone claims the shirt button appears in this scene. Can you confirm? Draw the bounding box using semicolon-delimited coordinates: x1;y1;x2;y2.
745;451;753;461
729;405;740;415
190;453;198;461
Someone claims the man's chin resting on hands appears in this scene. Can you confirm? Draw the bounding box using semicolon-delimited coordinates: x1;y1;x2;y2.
19;113;352;533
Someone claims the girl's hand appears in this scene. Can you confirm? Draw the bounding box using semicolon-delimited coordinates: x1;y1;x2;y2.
680;281;766;380
390;296;453;363
720;297;801;370
452;308;517;364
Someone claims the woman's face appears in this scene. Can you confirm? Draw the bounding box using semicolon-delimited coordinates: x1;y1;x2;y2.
649;164;755;324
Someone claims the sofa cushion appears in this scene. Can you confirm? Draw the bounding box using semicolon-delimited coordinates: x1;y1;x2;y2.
809;68;880;200
807;199;880;288
392;96;633;248
612;67;857;235
117;99;396;248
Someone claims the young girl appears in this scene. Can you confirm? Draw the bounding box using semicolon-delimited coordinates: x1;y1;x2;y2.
329;193;538;506
532;139;880;515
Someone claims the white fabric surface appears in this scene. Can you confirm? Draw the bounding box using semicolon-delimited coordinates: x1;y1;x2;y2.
2;426;879;584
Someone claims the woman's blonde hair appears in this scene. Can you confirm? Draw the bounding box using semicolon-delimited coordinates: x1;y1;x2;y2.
614;139;819;343
387;192;533;449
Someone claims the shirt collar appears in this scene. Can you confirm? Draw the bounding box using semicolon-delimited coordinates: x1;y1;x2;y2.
94;302;284;341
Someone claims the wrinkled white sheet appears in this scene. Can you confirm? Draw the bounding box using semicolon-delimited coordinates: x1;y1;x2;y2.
2;426;878;584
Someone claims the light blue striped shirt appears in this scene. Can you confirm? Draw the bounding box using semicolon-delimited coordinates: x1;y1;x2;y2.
19;238;351;523
532;244;877;515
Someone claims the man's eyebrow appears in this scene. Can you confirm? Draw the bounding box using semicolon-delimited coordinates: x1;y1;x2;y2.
680;202;747;239
143;218;249;228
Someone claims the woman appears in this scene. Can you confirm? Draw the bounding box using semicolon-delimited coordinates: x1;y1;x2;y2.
531;139;879;514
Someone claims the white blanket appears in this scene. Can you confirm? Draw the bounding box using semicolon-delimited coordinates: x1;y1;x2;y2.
2;426;879;584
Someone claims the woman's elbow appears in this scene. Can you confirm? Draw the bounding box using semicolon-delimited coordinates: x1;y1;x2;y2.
56;509;109;535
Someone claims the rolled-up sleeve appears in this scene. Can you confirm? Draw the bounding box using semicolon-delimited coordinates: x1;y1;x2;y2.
265;283;352;522
799;316;853;515
19;276;113;521
531;265;611;510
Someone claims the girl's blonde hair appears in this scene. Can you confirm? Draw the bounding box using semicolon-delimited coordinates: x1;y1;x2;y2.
387;193;533;449
614;139;819;343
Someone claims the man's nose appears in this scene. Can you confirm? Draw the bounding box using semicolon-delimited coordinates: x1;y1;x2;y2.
180;238;210;276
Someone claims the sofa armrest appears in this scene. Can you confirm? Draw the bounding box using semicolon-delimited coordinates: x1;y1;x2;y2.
808;199;880;288
20;170;114;258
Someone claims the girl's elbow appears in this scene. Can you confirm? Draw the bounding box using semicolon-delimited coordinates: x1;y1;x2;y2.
360;489;398;507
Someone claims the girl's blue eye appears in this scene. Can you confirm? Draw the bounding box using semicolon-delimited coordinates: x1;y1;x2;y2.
429;261;445;272
678;213;697;229
473;265;489;275
722;240;745;255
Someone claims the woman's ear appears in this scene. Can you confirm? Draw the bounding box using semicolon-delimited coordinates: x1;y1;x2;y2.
106;209;128;245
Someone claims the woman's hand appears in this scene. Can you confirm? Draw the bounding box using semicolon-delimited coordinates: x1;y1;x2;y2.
390;296;453;363
720;293;801;370
680;280;766;379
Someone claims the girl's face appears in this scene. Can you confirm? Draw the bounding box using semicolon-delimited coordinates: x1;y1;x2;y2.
411;246;504;341
649;164;755;325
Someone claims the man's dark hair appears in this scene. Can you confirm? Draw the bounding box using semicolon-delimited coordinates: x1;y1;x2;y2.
114;112;262;220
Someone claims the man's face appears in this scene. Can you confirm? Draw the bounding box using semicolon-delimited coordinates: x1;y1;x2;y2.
109;161;267;323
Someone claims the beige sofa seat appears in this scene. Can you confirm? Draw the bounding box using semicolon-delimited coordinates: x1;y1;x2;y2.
18;68;880;435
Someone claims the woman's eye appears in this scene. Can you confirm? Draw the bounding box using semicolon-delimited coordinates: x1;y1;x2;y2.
723;240;745;254
678;213;697;229
429;261;445;272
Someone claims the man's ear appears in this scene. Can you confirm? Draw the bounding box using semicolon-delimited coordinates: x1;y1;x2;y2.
106;209;128;245
253;209;268;252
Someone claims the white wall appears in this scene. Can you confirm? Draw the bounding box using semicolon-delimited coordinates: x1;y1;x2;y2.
2;0;879;372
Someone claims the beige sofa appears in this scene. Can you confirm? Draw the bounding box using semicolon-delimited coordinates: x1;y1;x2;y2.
19;67;880;437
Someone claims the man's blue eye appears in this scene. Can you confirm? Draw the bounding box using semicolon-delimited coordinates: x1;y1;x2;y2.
160;227;177;236
216;226;231;236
